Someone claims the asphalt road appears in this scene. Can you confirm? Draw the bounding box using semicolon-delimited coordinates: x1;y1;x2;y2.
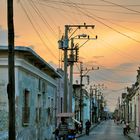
77;120;135;140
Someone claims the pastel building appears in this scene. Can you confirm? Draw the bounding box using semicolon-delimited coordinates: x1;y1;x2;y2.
0;46;60;140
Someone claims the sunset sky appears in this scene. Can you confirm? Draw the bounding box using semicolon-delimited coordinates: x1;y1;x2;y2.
0;0;140;111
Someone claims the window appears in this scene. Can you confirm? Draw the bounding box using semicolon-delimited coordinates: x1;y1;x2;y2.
48;97;50;107
22;89;30;126
42;82;45;93
51;98;53;108
61;97;63;113
36;94;41;123
38;79;41;91
42;92;46;108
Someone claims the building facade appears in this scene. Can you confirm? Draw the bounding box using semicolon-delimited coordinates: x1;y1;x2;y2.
117;68;140;137
0;46;60;140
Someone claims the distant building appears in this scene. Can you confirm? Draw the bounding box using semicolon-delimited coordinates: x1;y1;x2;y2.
73;84;82;122
118;68;140;137
73;84;90;127
82;89;90;127
0;46;60;140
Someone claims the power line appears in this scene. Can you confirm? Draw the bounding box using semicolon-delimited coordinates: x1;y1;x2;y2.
36;1;59;33
93;35;140;62
84;13;140;34
105;20;140;34
100;0;140;14
78;7;140;15
23;0;58;50
65;1;140;43
37;1;81;23
38;1;140;23
19;1;58;59
30;0;58;37
40;0;140;7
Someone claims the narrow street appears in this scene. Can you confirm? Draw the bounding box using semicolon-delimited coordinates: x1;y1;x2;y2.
1;1;140;140
77;120;135;140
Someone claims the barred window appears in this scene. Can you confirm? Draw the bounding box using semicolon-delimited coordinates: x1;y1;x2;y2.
22;89;30;126
38;79;41;91
36;94;41;123
61;97;63;113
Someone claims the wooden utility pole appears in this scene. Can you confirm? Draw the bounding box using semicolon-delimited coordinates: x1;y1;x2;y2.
63;25;69;112
7;0;16;140
58;23;95;113
79;62;83;121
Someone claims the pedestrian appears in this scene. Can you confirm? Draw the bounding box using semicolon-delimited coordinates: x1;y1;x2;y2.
78;120;83;134
123;121;127;135
74;122;79;133
58;117;69;140
126;122;130;133
85;120;91;135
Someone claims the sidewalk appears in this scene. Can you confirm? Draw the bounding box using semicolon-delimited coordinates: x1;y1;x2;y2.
120;123;140;140
127;132;140;140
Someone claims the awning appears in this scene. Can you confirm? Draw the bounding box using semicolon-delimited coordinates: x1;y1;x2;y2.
56;112;75;118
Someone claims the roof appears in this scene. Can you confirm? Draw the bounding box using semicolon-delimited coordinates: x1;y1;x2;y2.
0;46;61;78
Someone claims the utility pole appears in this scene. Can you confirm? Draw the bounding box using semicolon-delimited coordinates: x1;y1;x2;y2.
69;38;74;112
90;86;98;123
63;25;69;112
69;35;86;112
93;84;105;121
79;63;99;121
7;0;15;140
58;23;96;113
90;85;93;123
79;62;83;121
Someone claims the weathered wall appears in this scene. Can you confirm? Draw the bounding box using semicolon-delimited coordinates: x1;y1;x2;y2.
0;67;8;132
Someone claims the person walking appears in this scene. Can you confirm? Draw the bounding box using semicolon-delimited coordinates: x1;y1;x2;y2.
123;121;127;135
74;122;79;134
126;122;130;134
85;120;91;135
78;121;83;134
